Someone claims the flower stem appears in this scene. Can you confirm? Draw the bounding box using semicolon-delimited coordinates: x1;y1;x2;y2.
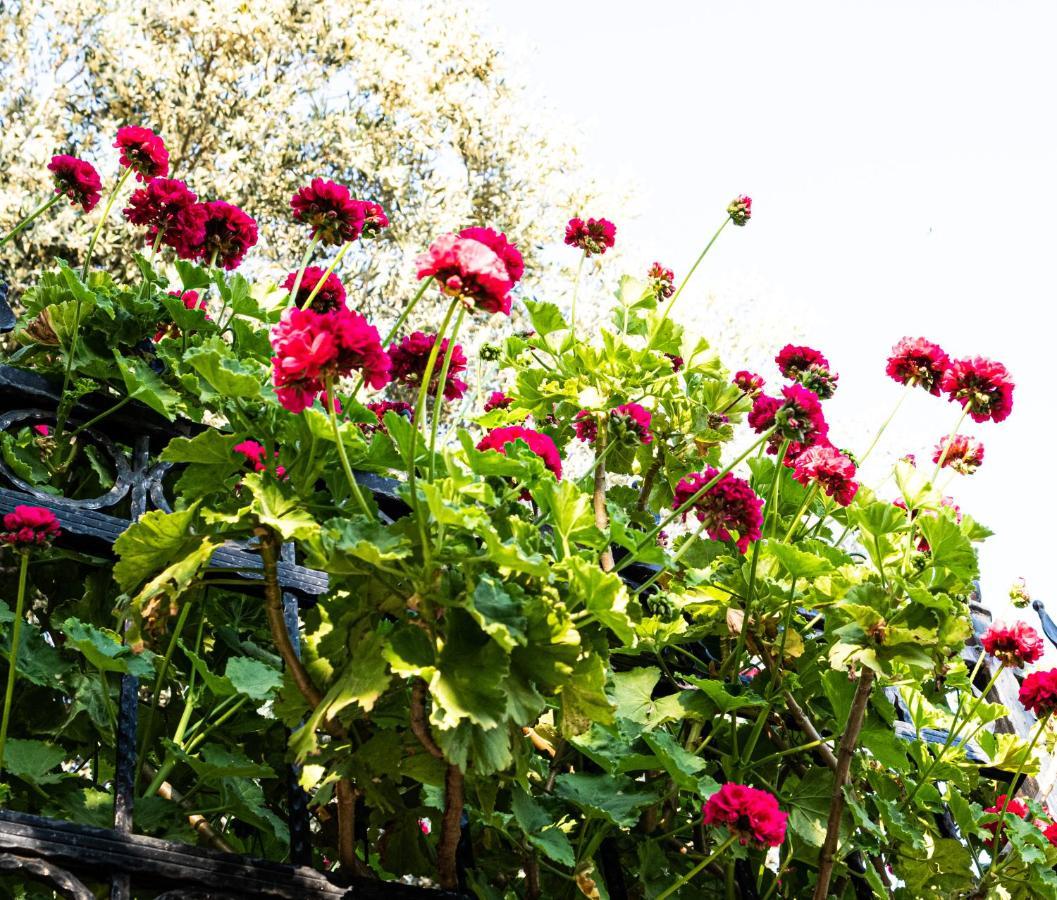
782;483;820;543
81;167;132;279
0;194;62;247
656;833;738;900
634;521;708;595
288;233;320;307
0;553;30;772
858;381;912;467
648;215;731;349
568;251;586;340
69;395;133;438
301;240;351;310
427;304;467;480
613;427;777;573
324;375;373;518
930;401;971;486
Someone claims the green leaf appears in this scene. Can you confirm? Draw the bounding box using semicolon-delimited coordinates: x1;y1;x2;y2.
918;514;979;581
115;352;180;420
314;515;412;572
522;300;568;336
564;557;636;646
174;260;212;291
554;772;655;827
224;657;283;701
561;654;615;737
430;610;509;730
609;667;661;724
534;479;599;551
782;770;834;848
641;730;716;795
848;500;908;538
3;739;66;785
180;642;237;697
433;722;512;775
163;740;275;779
113;506;199;592
244;473;318;541
681;677;768;715
466;575;528;653
763;540;834;580
61;618;155;677
511;788;575;867
183;337;262;398
161;431;241;465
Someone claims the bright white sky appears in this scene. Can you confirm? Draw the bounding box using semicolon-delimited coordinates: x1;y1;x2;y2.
485;0;1056;625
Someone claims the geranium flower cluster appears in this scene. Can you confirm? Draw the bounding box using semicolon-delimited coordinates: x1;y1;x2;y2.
233;441;286;479
673;468;764;554
476;426;562;479
483;391;512;413
726;195;752;226
886;337;1014;423
749;383;829;459
47;156;102;212
417;228;523;315
733;370;765;397
647;262;674;299
574;403;653;447
775;344;838;399
564;216;616;256
282;267;347;313
388;332;468;401
1;505;61;548
270;306;391;413
124;178;197;245
360;400;414;436
291;178;389;245
981;622;1044;668
702;783;786;848
790;444;859;506
933;433;985;475
1019;668;1057;717
115;126;169;181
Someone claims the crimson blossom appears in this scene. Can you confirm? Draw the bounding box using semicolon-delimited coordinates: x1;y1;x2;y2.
702;783;787;848
981;622;1044;668
749;384;829;459
1019;668;1057;717
941;356;1015;424
47;155;102;212
776;344;839;399
476;426;562;479
666;354;684;372
114;126;169;181
1044;821;1057;848
885;336;950;395
416;233;516;315
459;227;524;285
727;195;752;226
124;178;197;244
282;267;346;313
233;441;286;479
191;201;258;270
564;216;616;255
733;370;765;397
672;468;763;554
483;391;512;412
982;794;1030;848
575;403;652;446
291;179;389;245
648;262;675;298
270;306;391;414
360;400;414;436
1;505;61;548
933;434;984;475
791;444;859;506
388;332;468;401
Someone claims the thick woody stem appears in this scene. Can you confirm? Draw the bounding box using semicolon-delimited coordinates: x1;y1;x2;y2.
813;669;875;900
593;426;614;572
637;452;662;511
411;678;443;758
438;763;465;890
335;780;370;877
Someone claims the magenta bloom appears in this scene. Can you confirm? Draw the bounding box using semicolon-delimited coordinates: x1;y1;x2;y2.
792;445;859;507
751;385;828;459
388;331;468;401
1020;669;1057;717
124;177;197;243
981;622;1045;668
47;155;102;212
32;425;50;437
161;203;208;260
666;353;684;372
476;426;562;479
193;201;258;270
941;356;1014;424
648;262;675;298
933;434;984;475
459;227;524;284
733;370;765;397
776;345;828;377
483;391;512;412
564;217;616;256
270;306;391;413
282;266;347;312
747;394;782;432
611;403;653;445
416;233;514;315
360;400;414;436
672;468;764;554
702;784;787;848
885;337;950;395
1;505;61;548
291;179;388;245
114;126;169;182
573;411;598;444
727;195;752;226
233;440;286;479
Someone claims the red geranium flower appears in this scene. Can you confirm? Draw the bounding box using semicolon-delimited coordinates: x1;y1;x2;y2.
233;440;286;479
388;331;468;401
666;353;684;372
360;400;414;436
161;203;208;261
648;262;675;298
114;126;169;182
941;356;1015;424
270;306;391;413
1019;668;1057;717
612;403;653;445
192;201;258;270
291;179;388;245
885;337;950;395
416;233;514;315
982;795;1030;848
933;434;985;475
32;425;50;437
776;345;829;378
791;445;859;507
702;783;787;848
727;195;752;226
672;468;764;554
47;155;102;212
981;622;1045;668
282;267;346;313
1043;821;1057;848
564;217;616;256
459;227;524;284
1;505;61;548
751;385;829;459
476;426;562;479
153;290;208;342
124;178;197;243
734;370;765;397
483;391;512;412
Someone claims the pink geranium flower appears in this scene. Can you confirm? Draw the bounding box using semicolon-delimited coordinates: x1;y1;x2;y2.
885;337;950;395
476;426;562;479
702;783;786;847
564;217;616;255
1;505;61;548
114;126;169;181
282;267;347;312
416;233;515;315
941;356;1014;424
47;156;102;212
672;468;764;553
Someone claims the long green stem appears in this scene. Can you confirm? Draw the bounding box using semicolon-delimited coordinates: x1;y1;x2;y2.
287;233;320;308
614;427;776;573
0;194;62;247
0;553;30;772
324;375;373;518
81;167;132;279
301;240;352;310
782;483;819;543
648;215;731;348
427;305;467;480
568;251;586;339
930;401;971;486
69;395;133;438
656;833;738;900
858;381;913;467
634;521;708;595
